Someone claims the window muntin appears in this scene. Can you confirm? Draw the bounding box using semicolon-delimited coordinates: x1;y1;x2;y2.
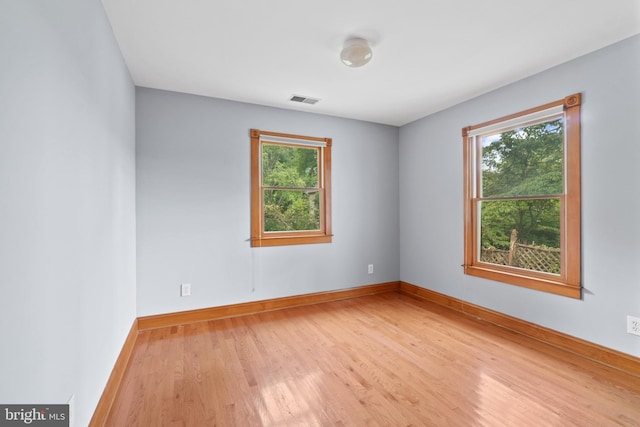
251;129;332;247
463;94;581;298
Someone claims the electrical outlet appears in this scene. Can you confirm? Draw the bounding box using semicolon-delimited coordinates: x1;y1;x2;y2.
368;264;374;274
181;283;191;297
628;316;640;336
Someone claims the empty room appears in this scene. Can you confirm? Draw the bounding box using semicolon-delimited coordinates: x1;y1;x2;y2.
2;1;640;426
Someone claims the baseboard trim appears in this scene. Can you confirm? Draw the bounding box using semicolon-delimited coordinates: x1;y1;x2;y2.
89;319;139;427
138;282;401;330
399;281;640;377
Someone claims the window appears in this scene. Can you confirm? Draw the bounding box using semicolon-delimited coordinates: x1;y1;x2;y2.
250;129;332;247
462;94;581;298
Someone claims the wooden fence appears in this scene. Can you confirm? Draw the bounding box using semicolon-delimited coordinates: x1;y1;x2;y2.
480;229;560;274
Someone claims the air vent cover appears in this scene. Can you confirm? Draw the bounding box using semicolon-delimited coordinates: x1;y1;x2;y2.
290;95;320;105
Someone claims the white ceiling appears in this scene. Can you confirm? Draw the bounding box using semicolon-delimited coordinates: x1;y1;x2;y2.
102;0;640;126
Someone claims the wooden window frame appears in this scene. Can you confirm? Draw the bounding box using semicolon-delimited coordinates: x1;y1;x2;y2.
250;129;332;247
462;94;582;298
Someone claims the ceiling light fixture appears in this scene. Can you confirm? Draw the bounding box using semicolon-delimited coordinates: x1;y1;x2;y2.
340;37;373;68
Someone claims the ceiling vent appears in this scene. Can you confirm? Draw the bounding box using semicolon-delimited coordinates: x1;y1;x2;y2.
290;95;320;105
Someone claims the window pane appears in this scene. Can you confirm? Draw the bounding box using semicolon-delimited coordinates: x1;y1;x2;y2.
482;119;563;198
479;199;560;274
262;144;318;188
264;189;320;232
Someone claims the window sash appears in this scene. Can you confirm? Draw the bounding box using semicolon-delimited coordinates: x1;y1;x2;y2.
475;197;562;276
474;113;564;200
262;188;323;233
261;142;321;189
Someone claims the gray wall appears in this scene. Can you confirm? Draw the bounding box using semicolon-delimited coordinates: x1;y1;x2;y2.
0;1;137;425
136;88;400;316
399;35;640;356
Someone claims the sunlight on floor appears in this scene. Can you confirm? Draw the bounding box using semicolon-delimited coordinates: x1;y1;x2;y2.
476;371;561;426
258;371;325;426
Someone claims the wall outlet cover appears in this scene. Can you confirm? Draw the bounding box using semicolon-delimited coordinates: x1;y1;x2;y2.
181;283;191;297
627;316;640;336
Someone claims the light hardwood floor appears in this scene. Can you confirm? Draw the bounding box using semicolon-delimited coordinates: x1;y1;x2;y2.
106;293;640;426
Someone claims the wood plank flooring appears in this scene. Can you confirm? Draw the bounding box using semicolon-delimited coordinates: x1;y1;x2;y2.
106;293;640;426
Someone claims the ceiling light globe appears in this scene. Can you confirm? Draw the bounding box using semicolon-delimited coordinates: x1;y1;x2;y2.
340;38;373;68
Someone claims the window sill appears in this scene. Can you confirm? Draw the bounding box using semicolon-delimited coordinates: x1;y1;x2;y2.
251;234;333;247
464;264;581;299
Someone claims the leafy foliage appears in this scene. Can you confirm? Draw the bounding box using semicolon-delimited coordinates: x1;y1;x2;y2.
262;144;320;232
480;119;563;250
